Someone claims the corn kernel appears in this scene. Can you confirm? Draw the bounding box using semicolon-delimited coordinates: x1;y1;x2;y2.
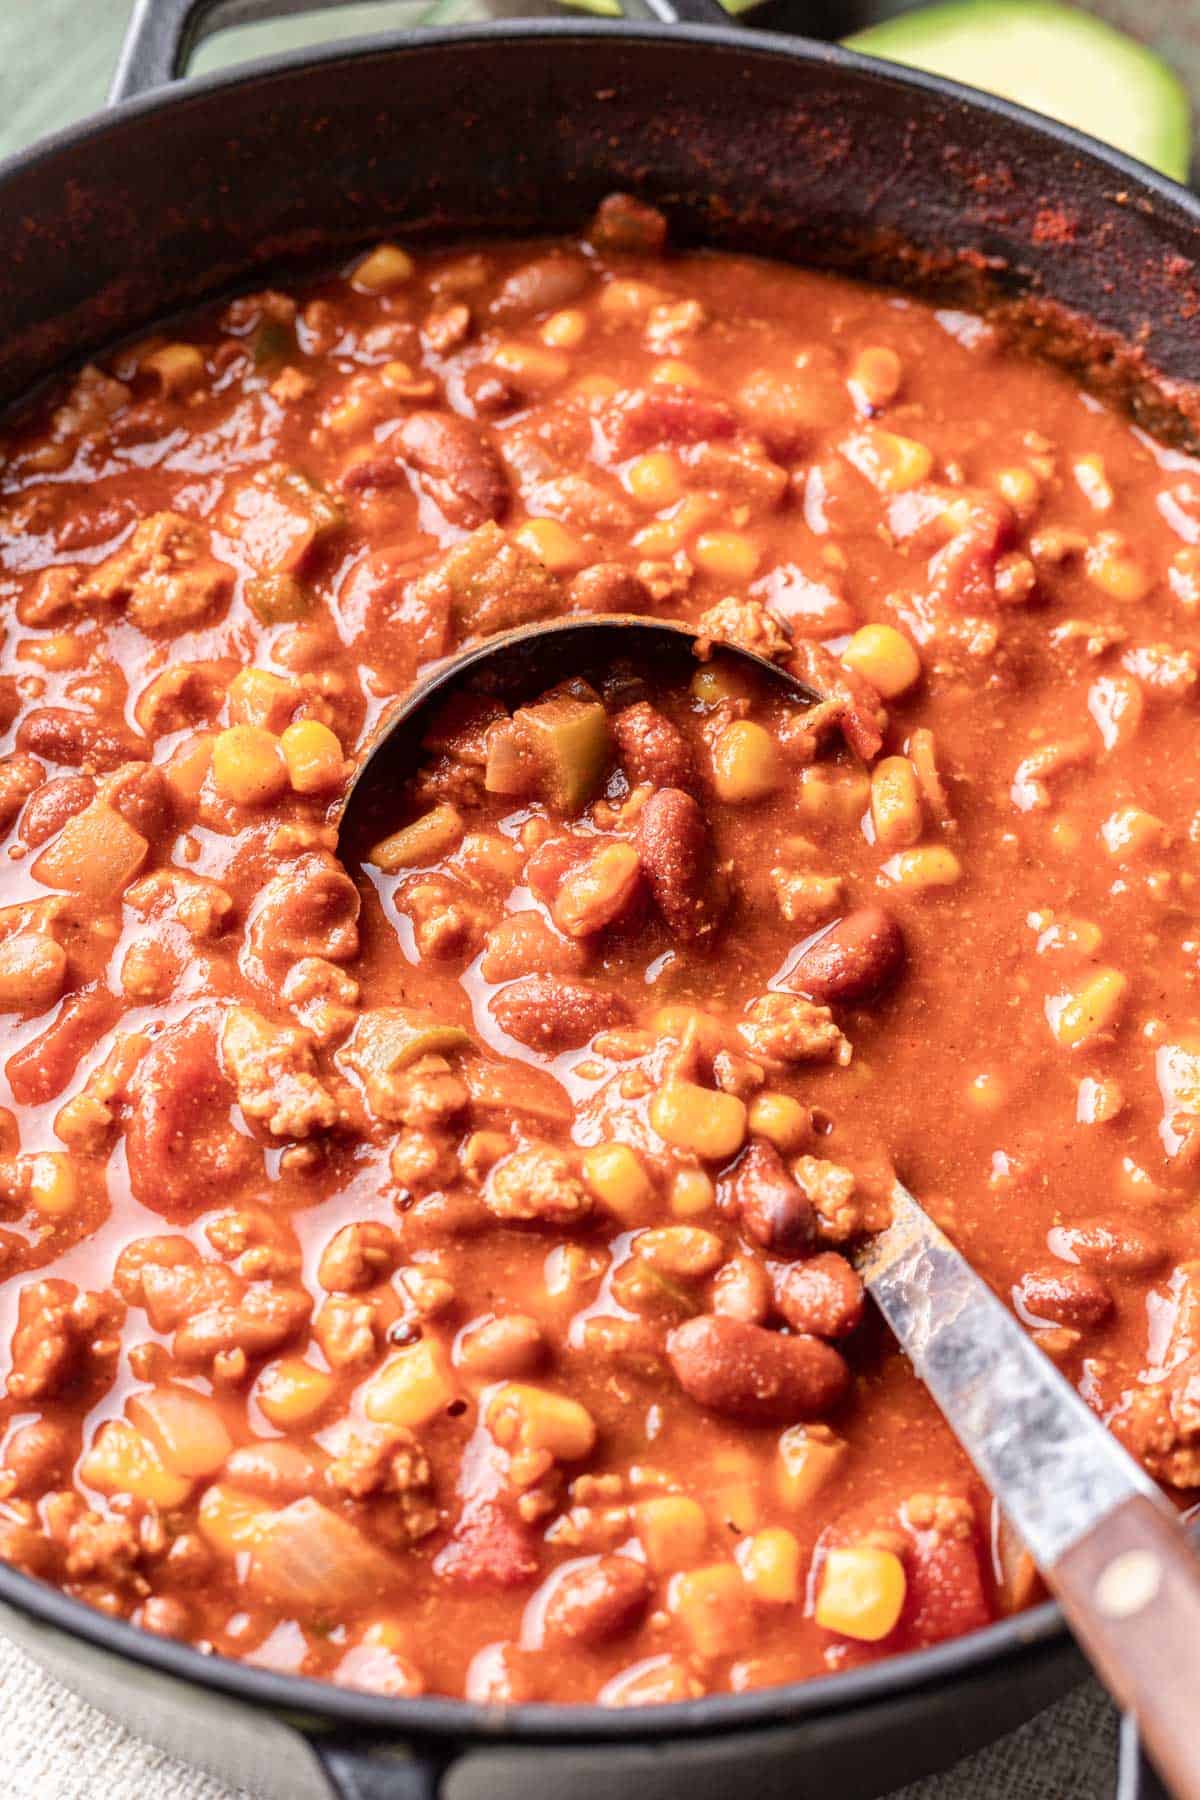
632;493;713;555
227;666;301;732
27;1151;77;1218
281;719;345;795
880;845;962;890
636;1496;709;1572
492;342;569;387
370;803;464;872
845;427;933;494
747;1091;811;1153
669;1563;752;1657
776;1424;849;1508
842;624;921;698
712;721;782;803
211;725;288;807
650;1081;747;1161
796;764;872;823
513;518;588;574
651;359;706;390
486;1383;596;1461
693;531;760;582
597;279;667;321
690;662;747;707
848;345;901;411
669;1166;716;1217
625;451;684;510
80;1421;193;1511
994;465;1040;517
652;1005;727;1059
816;1546;907;1641
870;755;923;850
736;1527;802;1604
364;1339;458;1429
198;1483;271;1556
351;243;414;293
257;1356;337;1428
1085;532;1150;603
1046;967;1128;1048
541;308;587;350
582;1142;654;1223
142;342;206;397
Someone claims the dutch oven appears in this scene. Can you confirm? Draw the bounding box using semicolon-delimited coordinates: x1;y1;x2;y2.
1;1;1199;1795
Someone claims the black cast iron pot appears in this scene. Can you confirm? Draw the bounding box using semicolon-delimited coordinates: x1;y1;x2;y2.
1;2;1198;1795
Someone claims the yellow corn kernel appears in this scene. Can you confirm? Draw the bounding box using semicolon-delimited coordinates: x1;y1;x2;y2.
492;342;569;388
776;1423;849;1508
541;308;587;350
842;623;921;699
690;661;748;707
693;531;761;583
486;1383;596;1461
670;1563;752;1658
870;755;924;850
816;1546;907;1641
737;1527;802;1605
651;359;706;390
128;1387;233;1477
848;345;901;411
652;1005;728;1059
636;1495;709;1572
598;278;667;321
650;1081;747;1161
582;1142;654;1224
669;1166;716;1217
1047;967;1128;1048
625;451;684;510
1074;453;1114;513
211;725;288;807
747;1091;811;1154
1085;532;1150;603
198;1483;271;1556
712;721;782;803
966;1071;1009;1114
227;666;300;732
513;518;588;574
632;493;714;555
796;764;871;823
1101;806;1167;858
994;465;1040;517
80;1421;192;1511
27;1152;77;1218
142;342;206;397
257;1356;337;1428
881;845;962;890
370;802;464;872
364;1339;458;1430
845;427;933;494
281;719;345;795
351;243;414;294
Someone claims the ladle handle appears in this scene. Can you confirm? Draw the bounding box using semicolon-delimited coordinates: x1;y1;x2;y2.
1052;1494;1200;1800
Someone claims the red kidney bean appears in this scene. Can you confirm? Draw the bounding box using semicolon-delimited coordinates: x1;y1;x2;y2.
587;194;669;255
491;253;591;322
540;1555;650;1650
729;1140;816;1258
638;787;725;942
567;564;653;614
490;974;629;1052
462;365;523;419
667;1314;848;1423
19;774;95;847
613;703;695;791
479;911;588;983
784;906;905;1006
1014;1263;1113;1330
775;1253;865;1339
1046;1217;1166;1275
711;1253;773;1325
395;412;509;529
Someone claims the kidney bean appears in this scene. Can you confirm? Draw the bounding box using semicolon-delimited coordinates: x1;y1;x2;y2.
490;974;630;1052
775;1253;865;1339
605;390;739;460
19;774;95;847
587;194;668;255
728;1140;815;1258
1014;1263;1113;1330
1046;1217;1166;1275
462;365;523;419
457;1313;547;1379
17;705;148;774
638;788;726;942
784;906;905;1006
395;412;509;529
435;1496;540;1591
491;253;591;322
479;911;587;983
541;1554;650;1651
613;703;695;791
711;1253;773;1325
567;563;654;614
667;1314;848;1423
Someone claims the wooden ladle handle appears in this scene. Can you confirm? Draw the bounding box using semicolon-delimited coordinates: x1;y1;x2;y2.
1053;1495;1200;1800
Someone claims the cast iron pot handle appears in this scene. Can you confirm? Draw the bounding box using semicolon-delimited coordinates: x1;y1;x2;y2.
111;0;730;103
312;1737;458;1800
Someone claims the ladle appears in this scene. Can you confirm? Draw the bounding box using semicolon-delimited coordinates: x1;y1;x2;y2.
339;614;1200;1800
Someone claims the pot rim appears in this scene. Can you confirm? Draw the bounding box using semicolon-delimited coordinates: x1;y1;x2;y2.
0;10;1179;1744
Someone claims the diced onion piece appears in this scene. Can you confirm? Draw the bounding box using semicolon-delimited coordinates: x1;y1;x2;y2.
247;1497;401;1609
